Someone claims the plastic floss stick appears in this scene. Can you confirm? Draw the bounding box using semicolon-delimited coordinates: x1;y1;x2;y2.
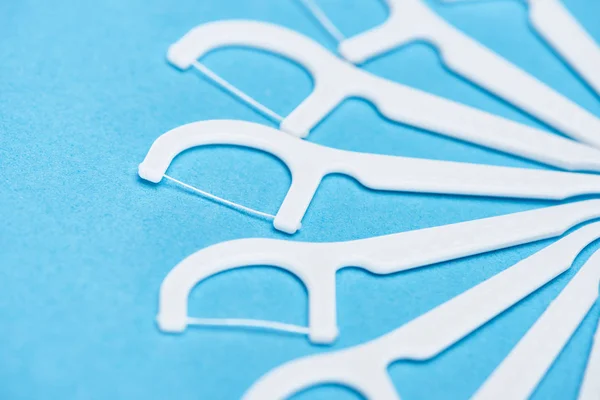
139;120;600;234
157;200;600;344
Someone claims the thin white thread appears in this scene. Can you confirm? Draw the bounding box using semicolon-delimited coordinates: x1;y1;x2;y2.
187;317;310;335
191;61;284;124
298;0;345;42
163;174;276;221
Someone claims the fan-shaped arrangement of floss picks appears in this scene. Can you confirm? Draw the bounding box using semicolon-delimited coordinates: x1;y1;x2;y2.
139;1;600;398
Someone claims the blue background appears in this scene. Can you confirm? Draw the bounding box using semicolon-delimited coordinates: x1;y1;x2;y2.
2;0;600;398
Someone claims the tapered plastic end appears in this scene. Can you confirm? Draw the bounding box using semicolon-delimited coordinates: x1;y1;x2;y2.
273;218;302;235
156;313;187;333
166;42;197;70
309;326;339;344
138;162;163;184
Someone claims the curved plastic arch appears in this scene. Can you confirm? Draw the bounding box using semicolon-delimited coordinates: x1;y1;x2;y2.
138;121;301;183
168;20;345;81
243;221;600;399
157;200;600;345
139;120;325;233
244;348;397;400
158;237;339;343
139;120;600;234
167;20;600;172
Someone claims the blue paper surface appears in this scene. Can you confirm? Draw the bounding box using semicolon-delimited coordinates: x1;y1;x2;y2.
1;0;600;398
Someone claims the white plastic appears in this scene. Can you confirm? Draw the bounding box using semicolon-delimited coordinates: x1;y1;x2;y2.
334;0;600;148
139;120;600;234
473;248;600;399
167;20;600;171
579;313;600;400
157;200;600;344
529;0;600;96
242;224;600;399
